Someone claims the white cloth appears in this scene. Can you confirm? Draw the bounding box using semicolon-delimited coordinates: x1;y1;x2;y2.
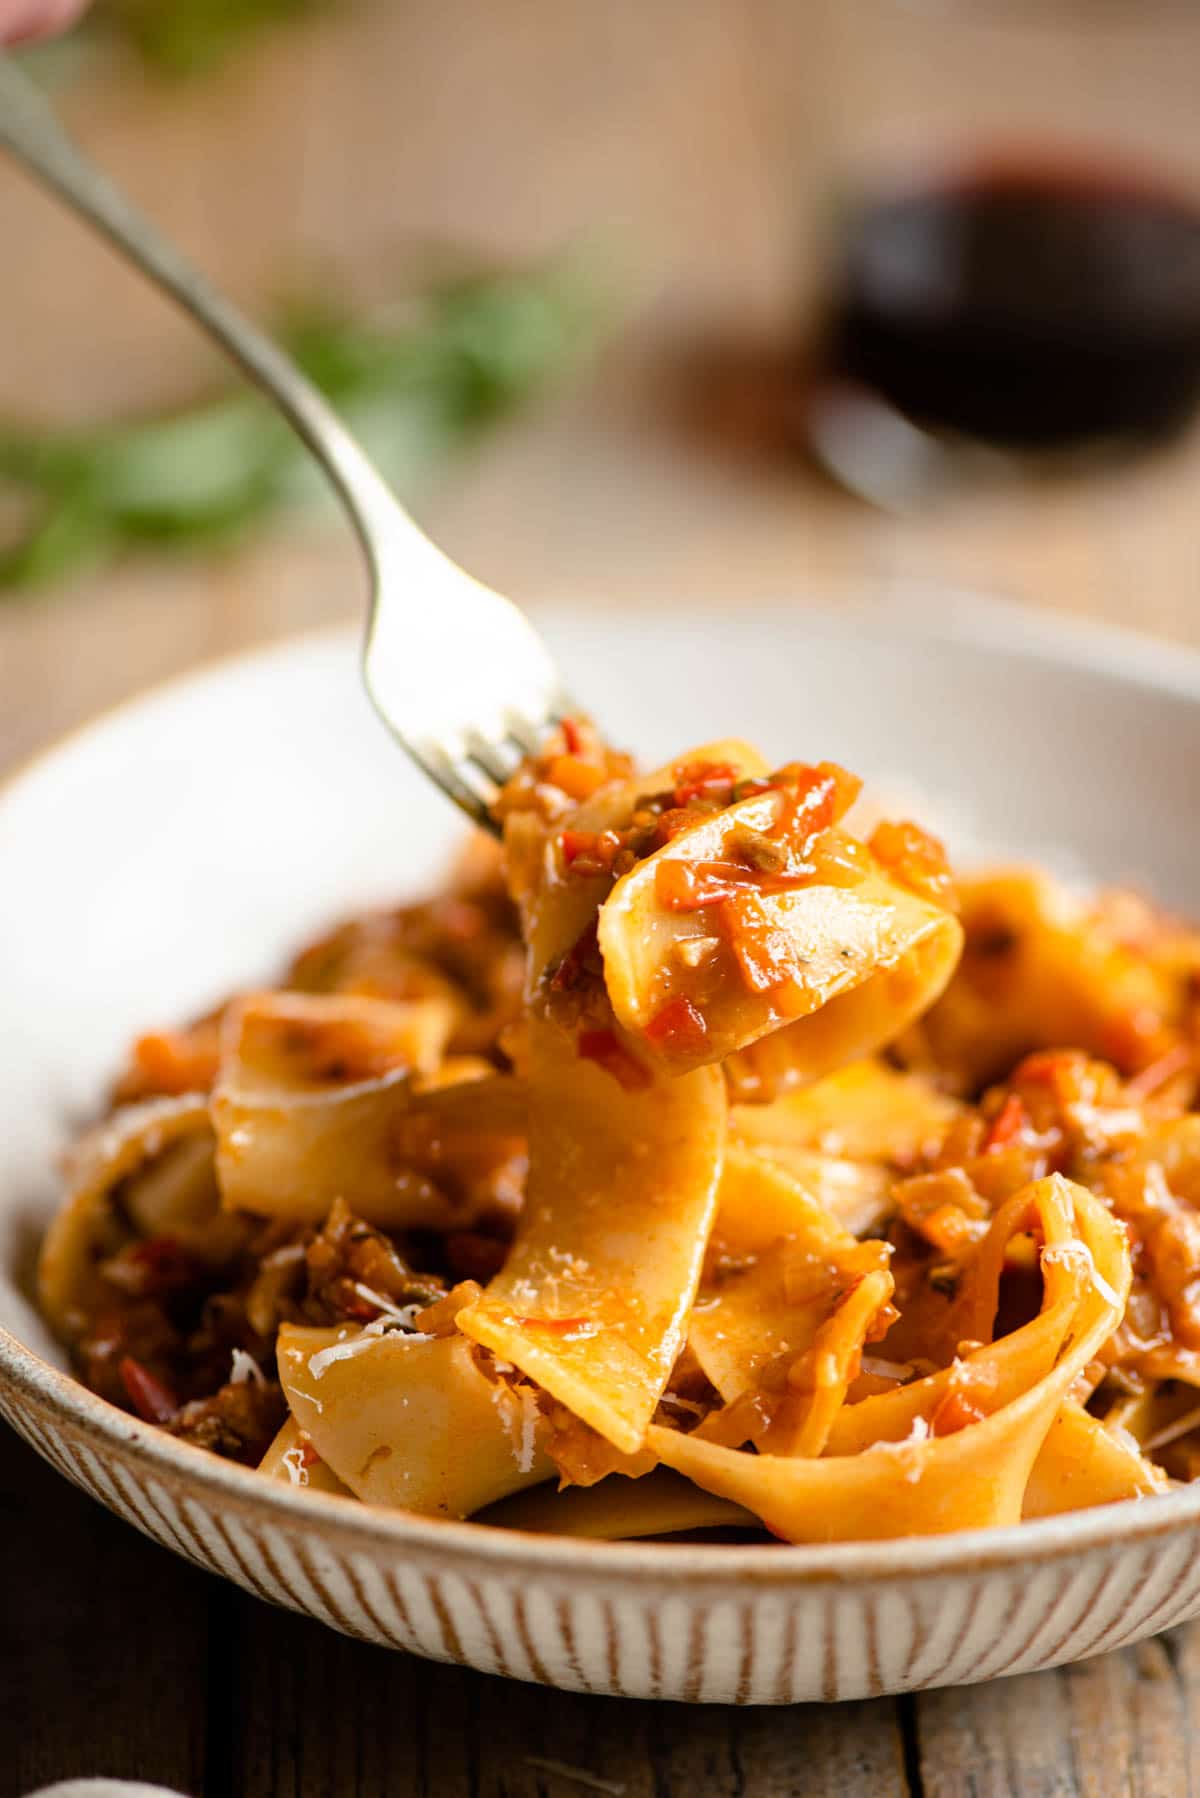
24;1782;190;1798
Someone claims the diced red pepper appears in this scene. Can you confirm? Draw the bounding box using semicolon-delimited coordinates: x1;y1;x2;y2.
720;889;798;993
560;829;596;866
868;818;956;908
771;767;833;840
656;860;748;911
1013;1050;1078;1088
119;1356;178;1424
560;717;584;755
982;1092;1028;1152
577;1028;652;1090
671;761;737;807
770;762;861;844
645;996;709;1054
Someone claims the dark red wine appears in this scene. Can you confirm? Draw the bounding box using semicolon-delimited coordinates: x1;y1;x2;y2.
826;160;1200;450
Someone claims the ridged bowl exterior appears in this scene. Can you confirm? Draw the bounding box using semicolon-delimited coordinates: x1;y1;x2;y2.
6;1344;1200;1704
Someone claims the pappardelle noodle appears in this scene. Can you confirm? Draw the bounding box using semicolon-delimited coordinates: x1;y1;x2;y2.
40;726;1200;1541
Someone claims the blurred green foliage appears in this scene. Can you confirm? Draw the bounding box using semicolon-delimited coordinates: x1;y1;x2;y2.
0;262;601;593
99;0;325;78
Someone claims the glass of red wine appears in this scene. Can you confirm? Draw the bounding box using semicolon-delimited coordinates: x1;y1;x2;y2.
803;2;1200;503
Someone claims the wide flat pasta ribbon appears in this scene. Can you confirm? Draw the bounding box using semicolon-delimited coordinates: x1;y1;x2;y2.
650;1176;1130;1541
906;868;1178;1088
277;1323;553;1517
691;1148;893;1416
730;1060;961;1165
260;1416;354;1497
598;791;961;1081
39;1093;221;1336
456;1016;726;1453
213;992;522;1228
1022;1402;1165;1518
724;1145;893;1239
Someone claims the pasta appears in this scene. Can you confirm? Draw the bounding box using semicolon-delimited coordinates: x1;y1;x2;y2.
38;722;1200;1541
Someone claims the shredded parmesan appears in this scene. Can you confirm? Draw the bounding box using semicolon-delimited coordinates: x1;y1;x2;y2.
264;1243;305;1269
351;1282;426;1328
280;1445;309;1486
495;1380;542;1472
229;1348;266;1387
308;1320;433;1381
869;1413;931;1480
516;1386;540;1473
1041;1241;1121;1310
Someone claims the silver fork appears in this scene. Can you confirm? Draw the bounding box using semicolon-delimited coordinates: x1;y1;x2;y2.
0;54;574;831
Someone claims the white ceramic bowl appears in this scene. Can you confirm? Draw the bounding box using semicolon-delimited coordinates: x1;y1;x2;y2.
6;592;1200;1705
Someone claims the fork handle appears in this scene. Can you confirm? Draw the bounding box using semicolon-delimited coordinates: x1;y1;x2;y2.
0;53;436;579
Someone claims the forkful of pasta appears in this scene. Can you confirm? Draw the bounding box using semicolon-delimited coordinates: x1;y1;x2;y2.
494;728;962;1093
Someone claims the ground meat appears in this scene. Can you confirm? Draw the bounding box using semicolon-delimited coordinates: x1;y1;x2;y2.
301;1197;446;1325
168;1377;287;1464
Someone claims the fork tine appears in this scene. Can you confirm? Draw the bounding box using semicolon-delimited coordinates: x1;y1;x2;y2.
462;728;521;787
0;58;583;842
502;705;562;760
421;743;500;834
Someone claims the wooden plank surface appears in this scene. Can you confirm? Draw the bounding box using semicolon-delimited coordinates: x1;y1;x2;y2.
8;1416;1200;1798
5;2;1200;1793
1;1428;212;1797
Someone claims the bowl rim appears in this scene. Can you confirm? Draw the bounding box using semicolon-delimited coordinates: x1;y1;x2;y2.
7;587;1200;1587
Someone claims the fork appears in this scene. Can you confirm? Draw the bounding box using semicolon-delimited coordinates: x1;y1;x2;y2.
0;55;573;831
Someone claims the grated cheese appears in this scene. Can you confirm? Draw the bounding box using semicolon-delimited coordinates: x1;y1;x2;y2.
308;1320;433;1381
1041;1241;1121;1310
229;1348;266;1387
280;1445;309;1487
868;1414;931;1483
516;1386;540;1473
351;1282;426;1329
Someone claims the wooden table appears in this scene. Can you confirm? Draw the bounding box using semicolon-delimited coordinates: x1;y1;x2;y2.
4;5;1200;1792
